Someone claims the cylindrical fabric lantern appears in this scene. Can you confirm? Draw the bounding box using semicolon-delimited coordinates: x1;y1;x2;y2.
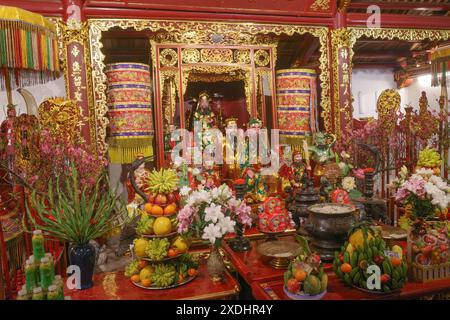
276;68;318;149
106;62;154;164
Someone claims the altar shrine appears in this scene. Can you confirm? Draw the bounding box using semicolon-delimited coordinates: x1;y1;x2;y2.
0;0;450;303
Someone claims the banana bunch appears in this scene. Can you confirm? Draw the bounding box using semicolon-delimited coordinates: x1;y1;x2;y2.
145;238;170;261
417;147;441;168
145;169;178;194
124;260;140;277
333;227;408;293
151;264;176;287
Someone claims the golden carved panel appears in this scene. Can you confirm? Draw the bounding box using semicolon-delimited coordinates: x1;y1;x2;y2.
200;48;233;63
159;48;178;67
182;48;201;64
88;19;330;153
254;49;270;67
234;49;251;64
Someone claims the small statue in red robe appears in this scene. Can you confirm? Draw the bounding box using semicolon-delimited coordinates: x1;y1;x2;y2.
0;105;17;173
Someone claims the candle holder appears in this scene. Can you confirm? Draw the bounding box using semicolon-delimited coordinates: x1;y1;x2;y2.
229;182;251;252
364;172;375;199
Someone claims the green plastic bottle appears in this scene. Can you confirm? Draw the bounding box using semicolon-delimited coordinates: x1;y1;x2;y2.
46;285;60;300
39;257;54;290
16;289;30;300
32;287;45;300
45;253;55;281
32;230;45;262
25;258;37;292
53;275;65;300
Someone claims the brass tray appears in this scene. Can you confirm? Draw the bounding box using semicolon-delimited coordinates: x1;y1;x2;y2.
257;240;301;269
131;274;197;290
138;254;182;263
139;231;178;239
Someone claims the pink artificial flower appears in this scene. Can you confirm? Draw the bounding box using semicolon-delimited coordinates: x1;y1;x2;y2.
353;168;365;180
395;187;408;201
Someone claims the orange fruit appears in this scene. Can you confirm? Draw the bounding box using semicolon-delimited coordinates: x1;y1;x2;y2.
168;248;179;258
138;260;148;269
178;273;184;283
150;205;164;216
141;279;152;287
163;203;177;215
391;257;402;267
144;203;153;214
294;269;307;282
188;268;197;277
131;275;140;283
340;263;352;273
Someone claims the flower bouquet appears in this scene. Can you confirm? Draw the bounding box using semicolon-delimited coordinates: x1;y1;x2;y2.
393;166;450;224
391;164;450;282
177;184;252;280
177;184;252;245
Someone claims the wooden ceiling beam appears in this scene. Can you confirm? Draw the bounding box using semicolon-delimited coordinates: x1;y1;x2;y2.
349;2;450;12
347;12;450;29
0;0;63;15
353;63;398;69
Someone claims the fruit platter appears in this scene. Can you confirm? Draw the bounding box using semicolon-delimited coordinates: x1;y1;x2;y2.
136;213;179;238
125;253;199;289
409;220;449;267
283;236;328;300
333;224;408;294
124;168;199;289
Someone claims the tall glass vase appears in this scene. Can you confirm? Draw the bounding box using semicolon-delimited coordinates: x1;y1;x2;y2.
206;245;225;282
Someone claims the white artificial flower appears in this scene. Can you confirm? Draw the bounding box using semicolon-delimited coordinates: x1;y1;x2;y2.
193;189;210;204
210;187;220;200
179;186;191;197
400;165;408;178
204;203;224;223
202;223;223;244
228;197;240;209
173;156;186;168
192;168;201;176
218;184;232;199
416;167;434;178
218;216;236;234
342;176;356;192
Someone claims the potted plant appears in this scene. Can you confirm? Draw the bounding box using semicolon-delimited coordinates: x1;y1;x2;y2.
25;166;128;289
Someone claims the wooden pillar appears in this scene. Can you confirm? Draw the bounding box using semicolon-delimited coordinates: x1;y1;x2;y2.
330;11;353;143
61;0;94;149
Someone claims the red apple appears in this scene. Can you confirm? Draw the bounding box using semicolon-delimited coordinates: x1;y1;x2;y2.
167;192;175;204
380;274;390;284
416;253;429;265
374;255;384;266
422;245;433;257
155;194;167;205
287;278;300;293
147;193;155;204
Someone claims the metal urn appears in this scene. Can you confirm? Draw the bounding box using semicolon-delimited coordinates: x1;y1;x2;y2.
305;203;358;261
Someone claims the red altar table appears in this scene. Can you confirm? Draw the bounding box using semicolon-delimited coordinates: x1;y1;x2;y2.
221;232;296;284
251;273;450;300
66;263;240;300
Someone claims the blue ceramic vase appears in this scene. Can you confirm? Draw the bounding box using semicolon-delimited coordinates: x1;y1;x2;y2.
69;243;95;290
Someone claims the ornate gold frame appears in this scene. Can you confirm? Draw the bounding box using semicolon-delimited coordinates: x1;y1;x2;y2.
181;65;252;114
88;19;330;155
